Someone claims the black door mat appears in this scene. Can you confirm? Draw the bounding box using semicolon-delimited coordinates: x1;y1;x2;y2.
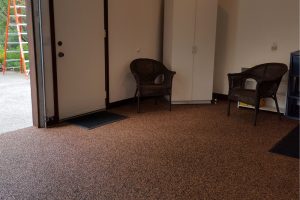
270;125;299;159
67;111;127;130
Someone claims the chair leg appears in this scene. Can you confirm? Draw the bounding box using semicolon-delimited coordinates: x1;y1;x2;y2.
274;96;281;120
169;94;172;111
134;88;138;102
254;100;260;126
137;95;140;113
227;100;231;116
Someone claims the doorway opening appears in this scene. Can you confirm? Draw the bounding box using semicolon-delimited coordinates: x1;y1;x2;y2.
0;0;32;134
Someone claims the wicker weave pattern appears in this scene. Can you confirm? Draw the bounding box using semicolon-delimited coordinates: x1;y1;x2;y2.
227;63;288;125
130;58;176;112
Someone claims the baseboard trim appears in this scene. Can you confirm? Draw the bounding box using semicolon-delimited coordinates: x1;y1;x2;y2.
172;100;212;105
213;93;228;101
108;95;228;108
108;98;135;109
108;96;166;109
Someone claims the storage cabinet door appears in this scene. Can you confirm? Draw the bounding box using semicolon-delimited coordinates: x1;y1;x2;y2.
171;0;196;101
192;0;218;101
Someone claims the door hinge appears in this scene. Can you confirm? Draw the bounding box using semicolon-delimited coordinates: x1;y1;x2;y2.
192;45;198;54
46;116;56;126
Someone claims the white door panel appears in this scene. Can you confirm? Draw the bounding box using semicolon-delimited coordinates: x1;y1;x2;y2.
192;0;218;100
54;0;106;119
171;0;196;101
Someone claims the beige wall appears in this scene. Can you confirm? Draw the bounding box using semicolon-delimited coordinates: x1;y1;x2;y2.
42;0;163;118
214;0;300;95
42;0;299;116
108;0;164;103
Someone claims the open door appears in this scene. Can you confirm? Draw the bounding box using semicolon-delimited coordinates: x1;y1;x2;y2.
52;0;106;120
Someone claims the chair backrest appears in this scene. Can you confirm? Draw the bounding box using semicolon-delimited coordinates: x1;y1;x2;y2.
246;63;288;97
130;58;167;84
245;63;288;81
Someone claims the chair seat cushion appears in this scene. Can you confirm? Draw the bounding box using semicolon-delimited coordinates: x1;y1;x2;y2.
229;88;256;105
140;84;170;96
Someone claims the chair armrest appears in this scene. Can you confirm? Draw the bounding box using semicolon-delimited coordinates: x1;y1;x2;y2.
256;79;281;97
163;70;176;88
227;72;247;91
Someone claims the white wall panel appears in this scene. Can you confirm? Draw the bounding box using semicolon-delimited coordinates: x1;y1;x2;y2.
108;0;164;103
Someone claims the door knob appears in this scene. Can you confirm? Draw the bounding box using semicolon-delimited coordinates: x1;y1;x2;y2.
58;52;64;57
58;41;63;46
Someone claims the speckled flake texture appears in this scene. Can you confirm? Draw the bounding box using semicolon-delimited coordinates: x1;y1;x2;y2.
0;100;299;200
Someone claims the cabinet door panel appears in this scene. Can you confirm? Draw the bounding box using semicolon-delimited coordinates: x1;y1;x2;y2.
192;0;218;100
171;0;196;101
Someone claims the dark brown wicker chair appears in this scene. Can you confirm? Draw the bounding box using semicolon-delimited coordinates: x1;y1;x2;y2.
130;58;176;113
227;63;288;125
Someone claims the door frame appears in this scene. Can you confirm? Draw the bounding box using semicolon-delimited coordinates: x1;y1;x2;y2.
48;0;109;124
25;0;45;127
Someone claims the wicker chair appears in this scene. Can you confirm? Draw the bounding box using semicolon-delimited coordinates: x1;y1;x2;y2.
130;58;176;113
227;63;288;125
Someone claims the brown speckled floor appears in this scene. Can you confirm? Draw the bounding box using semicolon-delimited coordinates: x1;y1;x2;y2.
0;101;298;200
